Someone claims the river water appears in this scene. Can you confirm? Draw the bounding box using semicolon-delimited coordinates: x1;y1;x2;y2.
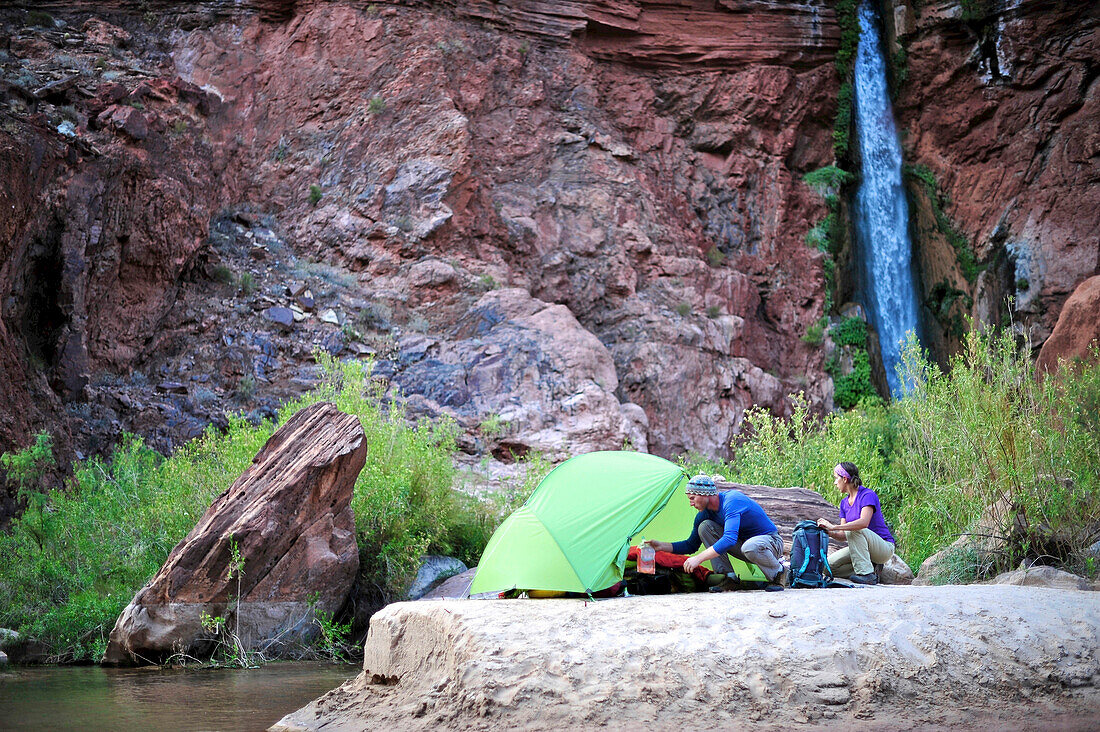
851;0;922;396
0;662;355;731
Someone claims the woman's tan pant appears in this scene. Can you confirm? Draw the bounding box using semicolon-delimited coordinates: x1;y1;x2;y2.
828;528;894;577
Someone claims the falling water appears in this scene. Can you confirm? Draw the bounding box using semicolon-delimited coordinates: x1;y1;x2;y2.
851;0;921;396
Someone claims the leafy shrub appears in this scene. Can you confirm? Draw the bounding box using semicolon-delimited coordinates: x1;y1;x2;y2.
726;331;1100;577
802;166;855;197
212;265;234;285
308;184;323;206
705;246;726;268
26;11;54;27
960;0;993;22
706;305;722;319
367;96;386;114
0;357;520;660
0;425;270;662
801;317;828;345
833;350;876;409
238;272;257;295
829;317;868;348
676;302;691;317
893;332;1100;574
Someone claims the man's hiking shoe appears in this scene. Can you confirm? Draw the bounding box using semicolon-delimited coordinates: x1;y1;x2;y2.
708;576;741;593
774;563;789;588
849;572;878;585
761;563;788;592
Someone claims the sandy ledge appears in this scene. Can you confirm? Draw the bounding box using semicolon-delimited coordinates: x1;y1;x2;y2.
272;585;1100;731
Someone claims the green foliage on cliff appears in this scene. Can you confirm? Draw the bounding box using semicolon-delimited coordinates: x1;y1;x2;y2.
802;165;855;197
926;280;973;339
833;0;861;75
904;163;980;282
832;81;854;159
726;331;1100;578
832;349;876;409
829;316;868;349
0;357;523;662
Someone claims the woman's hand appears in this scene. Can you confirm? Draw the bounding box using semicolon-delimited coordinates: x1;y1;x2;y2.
817;518;835;531
683;555;703;573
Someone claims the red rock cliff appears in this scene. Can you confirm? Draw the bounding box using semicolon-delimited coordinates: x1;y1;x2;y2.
888;0;1099;353
1;0;843;489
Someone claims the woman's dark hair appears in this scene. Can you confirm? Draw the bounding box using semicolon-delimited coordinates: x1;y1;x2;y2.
838;461;862;486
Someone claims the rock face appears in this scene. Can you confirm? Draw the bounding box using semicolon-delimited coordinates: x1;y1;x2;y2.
390;288;636;461
0;0;840;497
272;587;1100;731
889;1;1100;353
2;0;1098;525
103;402;365;665
1037;275;1100;373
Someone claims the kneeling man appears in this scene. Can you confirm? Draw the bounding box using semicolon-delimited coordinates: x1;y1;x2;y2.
647;474;786;591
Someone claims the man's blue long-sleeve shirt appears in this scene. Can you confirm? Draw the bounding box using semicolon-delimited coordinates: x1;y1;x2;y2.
670;490;777;556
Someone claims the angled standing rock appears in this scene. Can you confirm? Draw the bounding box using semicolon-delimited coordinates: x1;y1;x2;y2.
103;401;365;665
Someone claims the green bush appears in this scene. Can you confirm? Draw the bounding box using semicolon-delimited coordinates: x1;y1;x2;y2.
725;331;1100;577
0;425;269;662
0;356;518;661
801;317;828;345
367;96;386;114
308;184;323;206
892;332;1100;574
833;350;876;409
26;11;54;27
802;166;855;197
238;272;257;295
829;317;868;348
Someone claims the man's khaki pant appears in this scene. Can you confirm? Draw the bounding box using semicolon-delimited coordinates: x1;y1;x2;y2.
828;528;894;577
698;519;784;582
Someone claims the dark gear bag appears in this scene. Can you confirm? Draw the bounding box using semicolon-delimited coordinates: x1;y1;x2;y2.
789;520;833;588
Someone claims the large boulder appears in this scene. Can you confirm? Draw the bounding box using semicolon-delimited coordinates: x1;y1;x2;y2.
103;402;365;665
879;554;914;586
716;481;839;554
1037;275;1100;374
993;565;1093;592
408;556;468;601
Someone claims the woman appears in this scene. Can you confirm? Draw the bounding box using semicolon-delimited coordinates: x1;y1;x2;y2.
817;462;895;585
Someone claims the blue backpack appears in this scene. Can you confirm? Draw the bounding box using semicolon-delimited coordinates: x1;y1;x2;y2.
789;520;833;588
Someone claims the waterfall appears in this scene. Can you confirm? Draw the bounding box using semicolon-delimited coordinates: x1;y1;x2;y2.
851;0;921;396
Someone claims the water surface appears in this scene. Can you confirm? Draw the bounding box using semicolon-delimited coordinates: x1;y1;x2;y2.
0;662;355;731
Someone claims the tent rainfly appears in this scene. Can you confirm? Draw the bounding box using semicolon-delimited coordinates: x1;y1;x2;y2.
469;450;765;596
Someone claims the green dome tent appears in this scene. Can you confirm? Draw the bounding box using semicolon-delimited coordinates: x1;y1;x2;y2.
469;451;765;596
